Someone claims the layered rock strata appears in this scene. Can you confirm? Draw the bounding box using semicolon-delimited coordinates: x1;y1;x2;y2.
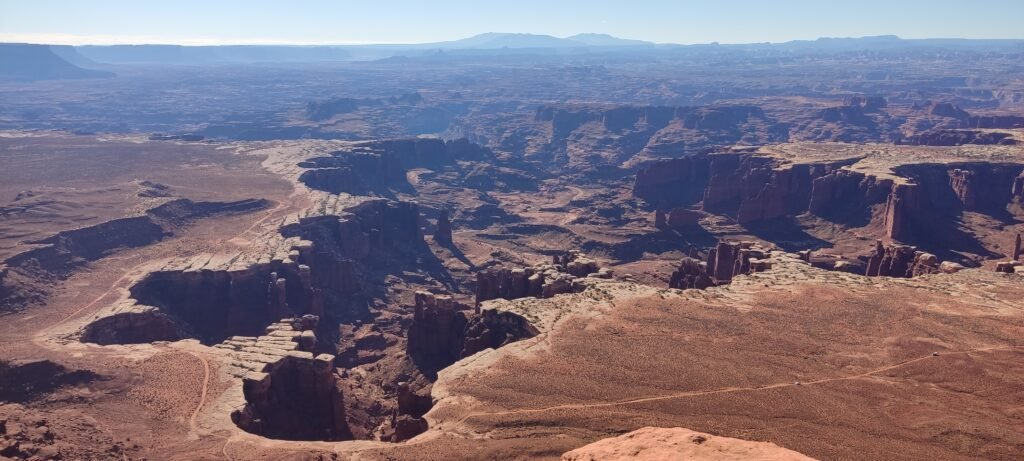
298;138;487;195
476;251;610;304
633;145;1024;248
863;241;940;278
408;291;538;372
80;198;422;345
669;240;773;289
227;316;351;441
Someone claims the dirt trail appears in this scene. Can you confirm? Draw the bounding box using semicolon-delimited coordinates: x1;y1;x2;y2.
187;351;212;434
57;269;136;324
453;344;1024;425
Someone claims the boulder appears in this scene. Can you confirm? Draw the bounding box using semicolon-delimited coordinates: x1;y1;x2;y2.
939;261;965;273
864;241;940;278
666;208;702;228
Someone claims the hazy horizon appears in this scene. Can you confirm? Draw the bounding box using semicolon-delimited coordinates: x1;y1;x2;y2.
2;0;1023;46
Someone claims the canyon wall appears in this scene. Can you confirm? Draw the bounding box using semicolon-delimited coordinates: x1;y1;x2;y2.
635;153;1024;246
298;138;488;195
475;251;608;305
82;198;422;346
229;317;351;441
408;291;539;374
885;163;1024;241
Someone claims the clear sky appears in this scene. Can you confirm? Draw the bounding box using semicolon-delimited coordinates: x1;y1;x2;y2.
1;0;1022;46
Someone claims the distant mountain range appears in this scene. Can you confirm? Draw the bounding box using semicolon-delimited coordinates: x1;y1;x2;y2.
2;33;1023;80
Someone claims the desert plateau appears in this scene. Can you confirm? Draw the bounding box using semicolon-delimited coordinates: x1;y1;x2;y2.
2;3;1024;460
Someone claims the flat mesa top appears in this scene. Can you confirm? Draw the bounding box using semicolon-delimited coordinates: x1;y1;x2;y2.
750;133;1024;183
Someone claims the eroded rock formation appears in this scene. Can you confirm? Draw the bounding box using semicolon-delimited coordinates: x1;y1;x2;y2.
635;152;859;224
462;307;540;358
433;208;453;245
654;208;702;229
864;241;940;278
885;163;1024;241
229;316;351;441
669;240;772;289
298;138;488;195
901;129;1017;146
408;291;540;369
81;198;422;346
634;151;1024;250
1;198;270;313
476;251;609;304
407;291;470;372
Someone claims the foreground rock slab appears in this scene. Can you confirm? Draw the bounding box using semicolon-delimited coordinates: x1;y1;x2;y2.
561;427;817;461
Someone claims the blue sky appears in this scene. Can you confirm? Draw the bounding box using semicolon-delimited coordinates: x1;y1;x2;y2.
1;0;1022;45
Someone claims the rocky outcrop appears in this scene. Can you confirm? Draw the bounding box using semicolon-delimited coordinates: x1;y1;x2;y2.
845;95;888;111
885;163;1024;241
703;154;850;225
900;130;1016;146
637;152;1024;248
461;307;539;358
995;260;1024;274
864;241;939;278
668;257;713;290
82;198;423;345
968;114;1024;129
681;105;764;130
707;240;773;283
298;138;488;195
820;105;872;125
409;290;539;359
633;156;711;207
669;240;772;289
433;209;453;245
79;301;185;345
655;208;702;229
808;169;892;220
475;251;609;304
1013;172;1024;206
407;292;471;373
561;427;818;461
229;317;352;441
636;152;862;224
1014;233;1022;261
116;258;325;345
4;216;165;279
929;102;970;121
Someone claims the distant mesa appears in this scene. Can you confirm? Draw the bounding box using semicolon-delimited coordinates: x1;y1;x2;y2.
0;43;114;81
433;32;655;49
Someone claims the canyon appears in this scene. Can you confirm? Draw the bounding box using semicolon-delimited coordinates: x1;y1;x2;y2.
1;35;1024;461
